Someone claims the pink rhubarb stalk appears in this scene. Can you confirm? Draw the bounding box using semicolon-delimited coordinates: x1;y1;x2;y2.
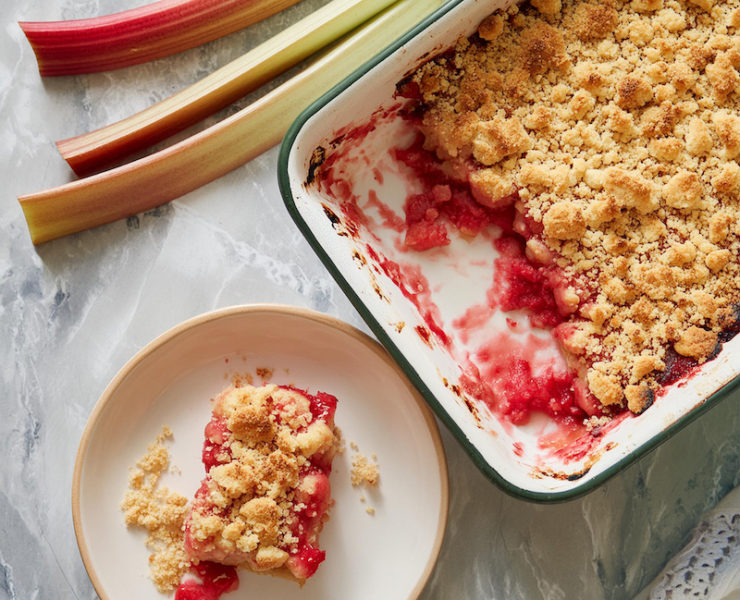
19;0;302;76
18;0;447;245
55;0;398;175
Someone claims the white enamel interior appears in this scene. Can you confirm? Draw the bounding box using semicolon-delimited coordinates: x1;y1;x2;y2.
284;0;740;496
75;307;447;599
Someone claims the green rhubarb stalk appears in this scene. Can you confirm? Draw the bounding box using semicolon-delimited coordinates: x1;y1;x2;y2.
19;0;447;245
57;0;400;176
19;0;303;76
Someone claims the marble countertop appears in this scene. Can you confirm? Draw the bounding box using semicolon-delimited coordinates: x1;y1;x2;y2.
1;1;739;599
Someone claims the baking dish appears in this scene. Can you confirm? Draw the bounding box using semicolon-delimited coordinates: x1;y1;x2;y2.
277;0;740;501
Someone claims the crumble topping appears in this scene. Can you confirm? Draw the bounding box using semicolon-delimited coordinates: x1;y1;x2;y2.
120;427;189;592
350;453;380;487
409;0;740;411
186;385;337;574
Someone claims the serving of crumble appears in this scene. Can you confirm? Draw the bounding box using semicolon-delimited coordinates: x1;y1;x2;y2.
184;384;339;583
395;0;740;418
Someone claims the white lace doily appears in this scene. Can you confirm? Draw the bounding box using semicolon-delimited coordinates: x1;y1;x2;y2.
636;486;740;600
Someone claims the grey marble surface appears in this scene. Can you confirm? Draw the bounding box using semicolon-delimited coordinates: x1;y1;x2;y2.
1;1;739;599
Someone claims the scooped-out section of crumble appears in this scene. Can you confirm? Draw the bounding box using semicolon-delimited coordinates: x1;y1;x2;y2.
393;0;740;417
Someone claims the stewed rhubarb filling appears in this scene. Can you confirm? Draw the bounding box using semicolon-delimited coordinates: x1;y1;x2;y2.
390;0;740;423
183;384;338;583
393;138;607;422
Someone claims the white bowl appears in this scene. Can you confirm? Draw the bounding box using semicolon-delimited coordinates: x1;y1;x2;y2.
278;0;740;500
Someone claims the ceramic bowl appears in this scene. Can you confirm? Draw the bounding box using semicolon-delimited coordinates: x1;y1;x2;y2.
72;305;448;598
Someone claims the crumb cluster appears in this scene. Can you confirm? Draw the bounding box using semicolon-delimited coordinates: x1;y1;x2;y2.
120;427;189;592
350;453;380;488
348;442;380;515
411;0;740;412
186;385;338;575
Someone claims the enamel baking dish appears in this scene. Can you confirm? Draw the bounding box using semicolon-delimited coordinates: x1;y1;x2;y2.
277;0;740;501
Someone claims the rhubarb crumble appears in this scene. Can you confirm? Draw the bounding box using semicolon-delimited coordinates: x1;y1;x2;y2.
123;384;339;596
184;384;339;583
393;0;740;417
350;453;380;487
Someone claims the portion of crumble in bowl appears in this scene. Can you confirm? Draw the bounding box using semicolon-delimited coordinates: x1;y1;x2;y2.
398;0;740;418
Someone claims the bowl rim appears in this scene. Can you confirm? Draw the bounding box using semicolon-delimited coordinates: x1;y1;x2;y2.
71;303;449;599
276;0;740;502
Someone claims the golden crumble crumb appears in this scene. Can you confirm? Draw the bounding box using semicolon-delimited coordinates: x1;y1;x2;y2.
616;75;654;109
365;507;376;516
573;3;618;41
712;162;740;197
255;367;274;380
686;117;714;156
350;453;380;487
631;0;663;13
230;371;254;388
519;22;567;74
663;171;705;210
469;169;515;207
333;427;346;454
478;14;505;40
584;415;612;431
688;0;715;11
674;326;718;360
648;138;682;162
713;111;740;159
121;427;189;593
730;8;740;27
531;0;562;15
604;168;658;213
706;249;731;272
587;369;623;406
543;201;586;240
472;116;531;165
625;384;653;414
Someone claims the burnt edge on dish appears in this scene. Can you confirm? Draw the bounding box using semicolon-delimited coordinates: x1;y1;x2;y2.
305;146;326;187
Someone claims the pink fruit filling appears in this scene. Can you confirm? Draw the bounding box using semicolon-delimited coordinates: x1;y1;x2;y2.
174;562;239;600
389;136;738;425
392;137;607;424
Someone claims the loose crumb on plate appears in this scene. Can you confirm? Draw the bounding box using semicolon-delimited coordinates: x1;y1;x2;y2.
255;366;274;380
120;427;189;593
350;453;380;487
348;443;380;515
230;371;254;388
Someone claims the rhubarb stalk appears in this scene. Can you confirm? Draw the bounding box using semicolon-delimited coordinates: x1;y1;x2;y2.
19;0;302;76
57;0;399;176
19;0;446;245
